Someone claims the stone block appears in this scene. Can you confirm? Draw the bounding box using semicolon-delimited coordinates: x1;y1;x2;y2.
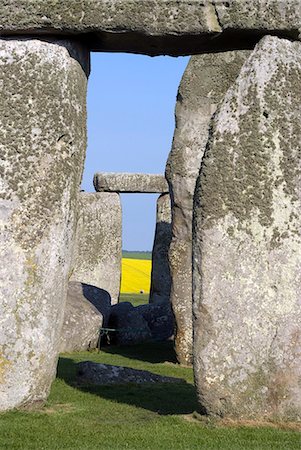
60;281;111;353
0;38;89;411
94;172;169;194
71;192;121;304
149;193;172;305
193;36;301;420
109;302;152;345
0;1;300;55
166;50;249;365
137;301;174;342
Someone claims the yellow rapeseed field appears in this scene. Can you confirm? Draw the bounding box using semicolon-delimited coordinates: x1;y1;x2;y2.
120;258;152;294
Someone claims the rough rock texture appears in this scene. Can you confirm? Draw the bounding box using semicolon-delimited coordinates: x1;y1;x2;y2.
109;302;152;345
149;194;172;304
0;38;89;411
77;361;184;385
193;36;301;421
71;192;121;304
60;282;111;353
137;302;174;342
94;172;169;194
0;1;300;55
166;50;249;365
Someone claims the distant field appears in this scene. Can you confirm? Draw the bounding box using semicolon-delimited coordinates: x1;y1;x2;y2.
120;293;149;307
122;251;152;260
121;258;152;294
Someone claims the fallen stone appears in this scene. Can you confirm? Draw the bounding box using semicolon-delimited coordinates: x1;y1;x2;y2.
108;302;152;345
193;36;301;421
166;50;249;365
77;361;184;385
94;172;169;194
71;192;121;304
149;194;172;304
0;38;89;411
137;301;174;342
0;1;300;55
60;282;111;353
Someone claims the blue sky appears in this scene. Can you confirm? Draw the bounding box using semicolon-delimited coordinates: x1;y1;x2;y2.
82;53;189;250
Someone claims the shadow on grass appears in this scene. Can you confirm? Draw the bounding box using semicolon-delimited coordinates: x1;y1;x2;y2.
57;349;197;416
101;341;178;364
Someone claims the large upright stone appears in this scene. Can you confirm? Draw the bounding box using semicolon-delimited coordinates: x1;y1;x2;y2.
0;38;89;411
193;36;301;420
71;192;122;304
0;1;300;55
166;50;249;365
149;193;172;305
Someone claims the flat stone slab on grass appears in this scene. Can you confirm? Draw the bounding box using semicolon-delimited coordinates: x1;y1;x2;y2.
1;1;301;55
94;173;169;194
77;362;184;385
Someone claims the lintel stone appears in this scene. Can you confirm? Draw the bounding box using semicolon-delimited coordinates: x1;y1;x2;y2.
94;173;169;194
0;1;300;56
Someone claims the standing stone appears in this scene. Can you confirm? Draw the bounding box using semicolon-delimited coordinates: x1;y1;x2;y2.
71;192;121;304
149;193;172;304
0;38;89;411
193;36;301;420
166;50;249;365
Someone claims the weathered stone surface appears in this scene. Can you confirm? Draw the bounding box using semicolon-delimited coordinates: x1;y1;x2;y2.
94;172;169;194
137;301;174;342
60;282;111;353
109;302;152;345
193;36;301;420
0;1;300;55
0;38;89;411
166;50;249;365
71;192;121;304
77;361;184;385
149;194;172;304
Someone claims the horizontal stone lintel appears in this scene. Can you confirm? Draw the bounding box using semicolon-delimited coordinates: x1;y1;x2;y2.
0;1;300;55
93;173;169;193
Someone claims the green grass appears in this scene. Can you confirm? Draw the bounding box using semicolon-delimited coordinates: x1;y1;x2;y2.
119;292;149;307
122;251;152;260
0;340;299;450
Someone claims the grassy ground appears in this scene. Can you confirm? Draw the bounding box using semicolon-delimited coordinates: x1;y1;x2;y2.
119;292;149;307
122;251;152;260
0;297;300;449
